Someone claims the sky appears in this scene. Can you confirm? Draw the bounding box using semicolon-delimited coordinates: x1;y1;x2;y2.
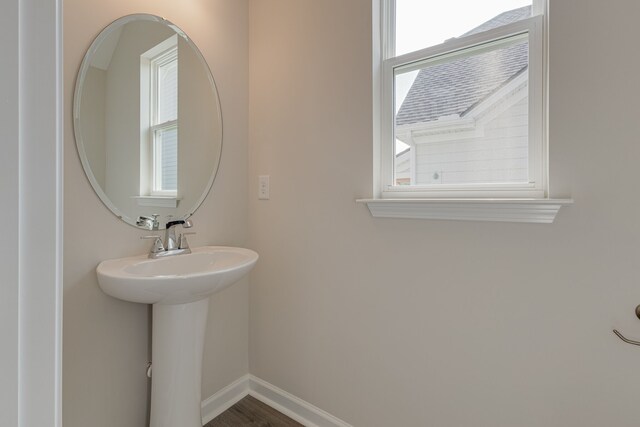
395;0;532;56
393;0;531;153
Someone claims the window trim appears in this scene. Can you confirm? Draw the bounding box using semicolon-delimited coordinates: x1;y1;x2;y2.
356;198;573;223
379;0;546;199
361;0;572;223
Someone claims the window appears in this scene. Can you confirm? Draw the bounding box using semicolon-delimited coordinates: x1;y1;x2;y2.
380;0;546;199
141;35;178;198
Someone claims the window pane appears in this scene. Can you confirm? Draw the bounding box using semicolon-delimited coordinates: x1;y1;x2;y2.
155;127;178;192
394;37;529;186
158;59;178;123
395;0;532;56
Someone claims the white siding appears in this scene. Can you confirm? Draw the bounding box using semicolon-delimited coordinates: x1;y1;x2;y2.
411;97;528;185
394;149;411;184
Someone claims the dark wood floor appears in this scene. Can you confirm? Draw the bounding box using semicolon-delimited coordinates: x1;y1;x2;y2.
205;395;304;427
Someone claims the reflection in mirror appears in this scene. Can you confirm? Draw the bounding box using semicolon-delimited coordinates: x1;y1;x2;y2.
74;15;222;229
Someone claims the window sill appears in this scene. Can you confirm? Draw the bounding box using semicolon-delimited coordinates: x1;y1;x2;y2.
133;196;181;208
356;198;573;223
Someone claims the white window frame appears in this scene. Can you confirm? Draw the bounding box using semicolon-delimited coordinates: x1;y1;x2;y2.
379;0;547;199
140;35;179;198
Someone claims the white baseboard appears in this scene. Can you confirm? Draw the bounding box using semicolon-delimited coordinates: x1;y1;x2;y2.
201;374;250;425
248;375;353;427
200;374;352;427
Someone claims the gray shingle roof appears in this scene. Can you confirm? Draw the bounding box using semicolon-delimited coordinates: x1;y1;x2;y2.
395;6;531;127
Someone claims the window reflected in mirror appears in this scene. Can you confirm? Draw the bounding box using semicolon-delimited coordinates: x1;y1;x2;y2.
141;35;179;197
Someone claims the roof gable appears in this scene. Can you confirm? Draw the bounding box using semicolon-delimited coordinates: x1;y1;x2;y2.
395;6;531;128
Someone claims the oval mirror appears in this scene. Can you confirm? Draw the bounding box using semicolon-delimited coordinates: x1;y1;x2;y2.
73;14;222;230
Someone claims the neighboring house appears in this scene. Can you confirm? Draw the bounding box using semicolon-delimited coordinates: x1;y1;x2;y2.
395;6;531;186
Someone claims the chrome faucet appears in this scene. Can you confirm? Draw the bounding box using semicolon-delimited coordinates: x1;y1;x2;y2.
165;219;193;250
141;219;195;258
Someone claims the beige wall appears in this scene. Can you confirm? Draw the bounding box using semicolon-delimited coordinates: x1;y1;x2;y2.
63;1;248;426
80;67;106;188
0;1;19;425
248;1;640;426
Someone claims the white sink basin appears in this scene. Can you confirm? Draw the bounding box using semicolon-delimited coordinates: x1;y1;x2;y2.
97;246;258;305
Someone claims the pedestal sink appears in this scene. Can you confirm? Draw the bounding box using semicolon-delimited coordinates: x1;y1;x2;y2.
96;246;258;427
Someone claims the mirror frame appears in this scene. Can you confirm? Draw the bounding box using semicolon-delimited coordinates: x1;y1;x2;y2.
73;14;223;229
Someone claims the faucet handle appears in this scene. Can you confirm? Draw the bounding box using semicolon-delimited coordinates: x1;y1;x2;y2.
179;232;196;250
141;235;164;254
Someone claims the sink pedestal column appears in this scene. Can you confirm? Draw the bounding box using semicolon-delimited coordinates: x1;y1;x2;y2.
150;298;209;427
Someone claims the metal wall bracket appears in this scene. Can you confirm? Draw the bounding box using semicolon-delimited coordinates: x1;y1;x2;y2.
613;329;640;347
612;305;640;347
